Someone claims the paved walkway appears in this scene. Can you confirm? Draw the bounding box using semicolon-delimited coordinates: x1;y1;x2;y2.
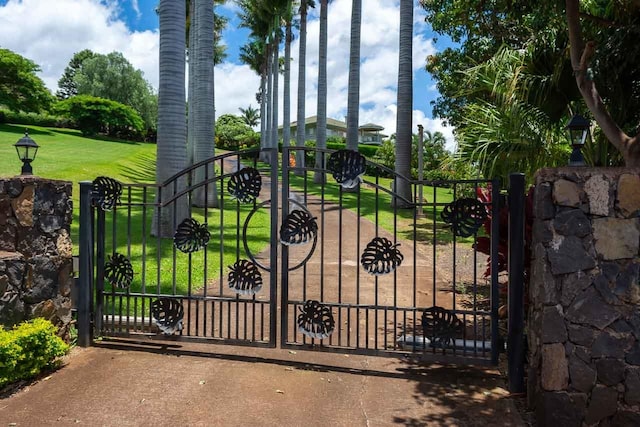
1;341;524;426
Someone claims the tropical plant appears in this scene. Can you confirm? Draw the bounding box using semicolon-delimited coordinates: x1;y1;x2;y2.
239;104;260;127
0;48;53;113
215;114;259;149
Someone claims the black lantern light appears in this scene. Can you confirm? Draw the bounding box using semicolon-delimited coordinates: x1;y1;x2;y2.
14;131;39;175
566;114;590;167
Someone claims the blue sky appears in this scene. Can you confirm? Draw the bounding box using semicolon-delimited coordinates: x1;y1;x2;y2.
0;0;457;148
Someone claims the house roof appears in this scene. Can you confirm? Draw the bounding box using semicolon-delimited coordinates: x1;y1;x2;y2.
281;116;385;132
359;123;384;131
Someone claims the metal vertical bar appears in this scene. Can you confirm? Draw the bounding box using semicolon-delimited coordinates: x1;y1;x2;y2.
77;181;93;347
281;146;290;347
269;147;279;347
490;179;501;364
508;173;525;392
95;207;106;334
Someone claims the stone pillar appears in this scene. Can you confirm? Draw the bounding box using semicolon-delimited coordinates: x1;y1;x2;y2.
0;177;73;340
528;167;640;426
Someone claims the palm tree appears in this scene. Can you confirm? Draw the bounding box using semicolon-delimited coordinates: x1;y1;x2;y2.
239;104;260;127
154;0;188;236
314;0;329;184
282;1;294;151
345;0;361;151
191;0;218;207
393;0;413;207
295;1;315;174
238;38;267;146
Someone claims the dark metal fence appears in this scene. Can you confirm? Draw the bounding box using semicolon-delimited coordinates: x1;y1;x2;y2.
77;147;521;366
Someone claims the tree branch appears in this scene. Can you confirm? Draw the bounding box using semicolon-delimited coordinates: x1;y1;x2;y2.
566;0;640;166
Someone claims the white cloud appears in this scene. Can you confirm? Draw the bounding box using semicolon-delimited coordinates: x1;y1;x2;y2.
0;0;453;148
0;0;158;91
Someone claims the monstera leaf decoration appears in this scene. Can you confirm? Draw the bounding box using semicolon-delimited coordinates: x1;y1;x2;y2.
360;237;403;275
228;259;263;295
104;253;134;289
297;300;335;339
151;298;184;335
173;218;210;253
92;176;122;211
227;167;262;203
279;209;318;246
421;306;463;349
326;149;366;189
440;197;487;238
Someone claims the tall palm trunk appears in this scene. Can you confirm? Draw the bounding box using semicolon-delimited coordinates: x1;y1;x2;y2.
295;1;308;174
346;0;361;151
283;9;292;151
394;0;413;207
154;0;189;237
270;33;280;157
192;0;218;207
187;0;196;166
314;0;328;184
261;42;273;163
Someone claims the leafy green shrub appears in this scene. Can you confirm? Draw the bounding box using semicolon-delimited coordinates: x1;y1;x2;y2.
288;139;380;167
0;108;72;128
215;114;259;150
53;95;144;140
0;318;69;388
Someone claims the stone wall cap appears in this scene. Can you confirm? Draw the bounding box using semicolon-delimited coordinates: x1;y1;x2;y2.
535;167;640;184
1;176;72;186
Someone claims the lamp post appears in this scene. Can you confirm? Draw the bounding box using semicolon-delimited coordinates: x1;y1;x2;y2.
566;114;590;166
14;131;39;175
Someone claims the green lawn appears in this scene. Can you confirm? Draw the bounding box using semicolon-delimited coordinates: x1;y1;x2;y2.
0;124;271;303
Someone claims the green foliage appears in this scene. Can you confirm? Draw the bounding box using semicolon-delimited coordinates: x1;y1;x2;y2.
0;318;69;388
238;104;260;127
0;48;53;113
72;51;157;133
0;108;72;128
215;114;259;149
300;138;379;166
56;49;96;100
54;95;145;139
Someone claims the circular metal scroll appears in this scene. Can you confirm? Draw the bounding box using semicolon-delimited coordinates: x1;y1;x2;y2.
440;197;487;238
228;259;263;296
326;149;366;189
151;298;184;335
92;176;122;211
104;253;134;289
297;300;335;339
173;218;210;253
421;306;463;349
360;237;404;275
227;167;262;203
242;199;318;272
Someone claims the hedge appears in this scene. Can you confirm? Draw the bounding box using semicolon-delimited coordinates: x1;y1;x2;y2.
0;318;69;388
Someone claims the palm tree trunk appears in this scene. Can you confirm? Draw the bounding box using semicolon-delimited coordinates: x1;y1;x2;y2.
346;0;361;151
394;0;413;208
261;42;273;163
271;33;280;156
295;1;308;175
283;12;292;151
192;0;218;207
154;0;189;237
314;0;328;184
187;0;195;166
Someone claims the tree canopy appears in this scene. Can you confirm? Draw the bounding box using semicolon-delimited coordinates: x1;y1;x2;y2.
56;49;95;100
0;48;53;113
70;51;157;131
420;0;640;174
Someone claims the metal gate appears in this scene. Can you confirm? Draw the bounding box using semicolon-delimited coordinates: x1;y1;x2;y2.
77;147;516;365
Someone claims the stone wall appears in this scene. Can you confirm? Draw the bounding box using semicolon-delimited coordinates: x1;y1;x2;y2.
528;167;640;426
0;177;73;340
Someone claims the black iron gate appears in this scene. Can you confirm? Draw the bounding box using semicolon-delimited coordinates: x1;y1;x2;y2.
77;147;518;365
